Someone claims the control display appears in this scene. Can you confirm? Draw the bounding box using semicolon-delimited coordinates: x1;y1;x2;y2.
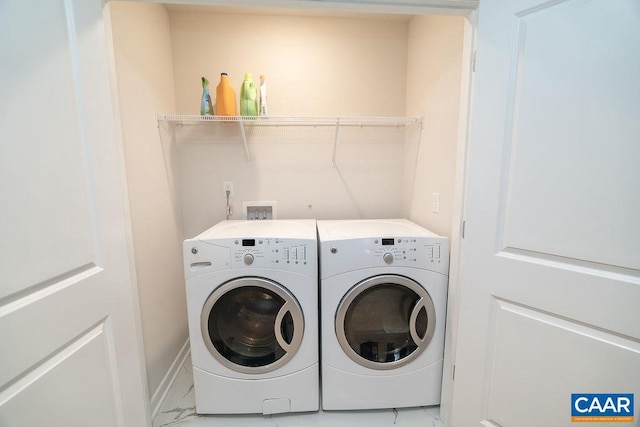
232;238;312;268
381;238;395;246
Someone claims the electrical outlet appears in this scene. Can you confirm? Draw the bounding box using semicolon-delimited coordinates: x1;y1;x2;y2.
432;192;440;214
223;181;234;198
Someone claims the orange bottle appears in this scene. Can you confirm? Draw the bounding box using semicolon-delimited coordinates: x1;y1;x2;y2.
216;72;237;116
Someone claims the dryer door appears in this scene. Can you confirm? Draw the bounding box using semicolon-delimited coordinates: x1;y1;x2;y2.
201;277;304;374
336;274;436;369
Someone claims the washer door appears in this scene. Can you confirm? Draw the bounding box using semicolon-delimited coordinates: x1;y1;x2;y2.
336;274;436;369
201;277;304;374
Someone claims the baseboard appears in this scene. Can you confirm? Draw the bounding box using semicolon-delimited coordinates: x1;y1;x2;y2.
149;338;191;418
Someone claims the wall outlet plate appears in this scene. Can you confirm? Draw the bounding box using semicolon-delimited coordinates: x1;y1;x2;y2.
223;181;234;198
242;201;277;220
432;192;440;214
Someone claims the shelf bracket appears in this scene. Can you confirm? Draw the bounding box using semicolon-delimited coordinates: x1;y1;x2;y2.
238;118;251;163
331;117;340;167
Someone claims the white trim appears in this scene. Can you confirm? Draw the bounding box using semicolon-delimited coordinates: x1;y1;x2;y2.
102;5;153;424
439;8;478;426
129;0;478;16
149;339;191;418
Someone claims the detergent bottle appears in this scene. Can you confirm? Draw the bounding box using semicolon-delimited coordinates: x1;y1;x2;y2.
216;72;237;116
259;75;268;117
200;77;213;116
240;73;259;117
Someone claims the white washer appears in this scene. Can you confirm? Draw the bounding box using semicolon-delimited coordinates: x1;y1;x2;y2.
183;220;319;415
317;219;448;410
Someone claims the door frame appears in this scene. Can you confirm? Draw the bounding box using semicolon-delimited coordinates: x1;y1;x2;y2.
440;8;477;424
117;0;479;422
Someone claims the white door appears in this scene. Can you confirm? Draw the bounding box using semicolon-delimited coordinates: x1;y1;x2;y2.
452;0;640;425
0;1;150;426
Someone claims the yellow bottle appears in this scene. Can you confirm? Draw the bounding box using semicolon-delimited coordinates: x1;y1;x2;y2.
216;72;237;116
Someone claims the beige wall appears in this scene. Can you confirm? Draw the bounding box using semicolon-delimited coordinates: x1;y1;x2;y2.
167;8;415;237
406;15;464;239
169;9;409;116
107;1;187;403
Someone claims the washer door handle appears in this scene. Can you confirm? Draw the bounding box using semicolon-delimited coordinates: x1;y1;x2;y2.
409;297;427;346
275;301;293;352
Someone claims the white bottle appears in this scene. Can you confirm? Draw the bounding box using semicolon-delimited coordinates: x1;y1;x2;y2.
259;74;268;117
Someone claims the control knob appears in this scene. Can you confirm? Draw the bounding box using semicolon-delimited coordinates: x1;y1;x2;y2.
383;252;394;264
243;253;255;265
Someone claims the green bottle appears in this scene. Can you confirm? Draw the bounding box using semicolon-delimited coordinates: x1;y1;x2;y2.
240;73;258;117
200;76;213;116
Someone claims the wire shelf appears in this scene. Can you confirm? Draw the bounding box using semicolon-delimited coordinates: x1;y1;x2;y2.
157;114;421;128
156;114;423;165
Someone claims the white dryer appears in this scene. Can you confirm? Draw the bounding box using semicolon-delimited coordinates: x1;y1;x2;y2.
317;219;448;410
183;220;318;415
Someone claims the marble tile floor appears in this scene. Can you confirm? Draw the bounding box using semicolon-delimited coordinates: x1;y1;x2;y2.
153;355;444;427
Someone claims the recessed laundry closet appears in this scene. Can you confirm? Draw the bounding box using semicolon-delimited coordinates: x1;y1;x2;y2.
107;1;470;424
4;0;638;424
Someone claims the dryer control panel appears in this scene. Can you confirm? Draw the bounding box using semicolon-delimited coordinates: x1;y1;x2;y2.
228;237;316;272
365;237;445;266
320;235;449;277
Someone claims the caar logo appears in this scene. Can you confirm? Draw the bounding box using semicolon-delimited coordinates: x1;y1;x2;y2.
571;394;634;423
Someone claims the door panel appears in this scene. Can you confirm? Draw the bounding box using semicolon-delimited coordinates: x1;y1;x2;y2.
0;1;149;425
452;0;640;425
499;0;640;270
485;300;640;427
0;1;96;299
0;270;103;387
0;321;120;426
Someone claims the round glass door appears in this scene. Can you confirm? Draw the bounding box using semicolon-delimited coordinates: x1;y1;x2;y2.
336;275;436;369
201;277;304;374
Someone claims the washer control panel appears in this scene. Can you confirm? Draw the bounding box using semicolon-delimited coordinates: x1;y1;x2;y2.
229;237;313;270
